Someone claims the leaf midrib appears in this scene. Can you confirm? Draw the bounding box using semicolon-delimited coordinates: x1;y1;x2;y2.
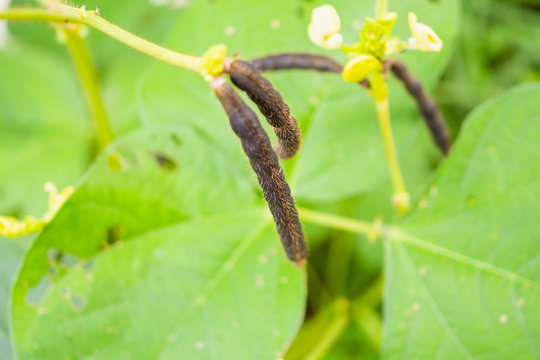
396;242;474;360
388;227;540;292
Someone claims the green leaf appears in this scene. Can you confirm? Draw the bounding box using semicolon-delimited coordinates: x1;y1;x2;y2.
0;238;28;360
11;125;305;359
2;4;181;356
140;0;460;202
384;84;540;358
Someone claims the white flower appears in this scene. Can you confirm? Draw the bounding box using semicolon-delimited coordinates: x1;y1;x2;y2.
308;5;343;49
408;12;442;52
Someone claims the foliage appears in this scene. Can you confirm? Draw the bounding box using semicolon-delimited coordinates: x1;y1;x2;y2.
1;0;539;359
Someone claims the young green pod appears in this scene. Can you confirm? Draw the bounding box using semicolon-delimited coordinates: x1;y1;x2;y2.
227;59;301;159
386;59;451;154
211;77;308;266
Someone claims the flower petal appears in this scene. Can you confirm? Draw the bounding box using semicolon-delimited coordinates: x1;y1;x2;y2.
341;54;382;83
408;12;443;52
308;5;342;49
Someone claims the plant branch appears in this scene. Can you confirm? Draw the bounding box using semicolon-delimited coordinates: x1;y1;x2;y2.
303;298;350;360
63;27;113;149
297;207;383;238
80;10;203;72
0;5;204;73
353;303;383;349
0;7;79;22
351;275;384;350
376;0;388;18
372;83;409;213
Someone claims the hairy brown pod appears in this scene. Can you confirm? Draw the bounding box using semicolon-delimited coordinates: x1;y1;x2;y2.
386;59;452;155
227;59;301;159
250;53;369;88
211;77;308;266
251;53;344;73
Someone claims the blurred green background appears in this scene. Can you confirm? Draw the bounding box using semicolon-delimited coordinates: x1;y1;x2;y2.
435;0;540;137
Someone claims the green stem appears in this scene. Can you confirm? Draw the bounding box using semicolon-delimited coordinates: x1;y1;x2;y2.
0;5;204;73
81;11;202;71
0;7;80;22
297;207;378;237
353;303;383;350
325;232;353;296
351;275;384;350
64;28;113;149
306;262;332;311
354;274;384;307
376;0;387;18
303;299;350;360
373;92;410;214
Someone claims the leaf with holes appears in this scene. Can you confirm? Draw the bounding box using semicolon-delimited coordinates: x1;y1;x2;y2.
10;125;305;359
384;84;540;359
139;0;459;202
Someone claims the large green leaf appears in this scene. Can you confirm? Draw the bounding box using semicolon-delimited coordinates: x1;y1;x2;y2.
140;0;459;202
384;84;540;358
1;3;183;358
11;125;305;359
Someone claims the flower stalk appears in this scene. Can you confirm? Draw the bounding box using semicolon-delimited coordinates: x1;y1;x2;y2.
0;5;209;75
306;4;444;213
373;92;410;214
376;0;388;18
63;26;113;149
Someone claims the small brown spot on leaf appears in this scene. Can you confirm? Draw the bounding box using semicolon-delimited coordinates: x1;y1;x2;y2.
103;225;125;249
150;151;179;171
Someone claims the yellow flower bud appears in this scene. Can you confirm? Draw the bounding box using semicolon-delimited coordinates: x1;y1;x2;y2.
308;5;343;49
408;13;443;52
201;44;228;81
341;54;382;83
